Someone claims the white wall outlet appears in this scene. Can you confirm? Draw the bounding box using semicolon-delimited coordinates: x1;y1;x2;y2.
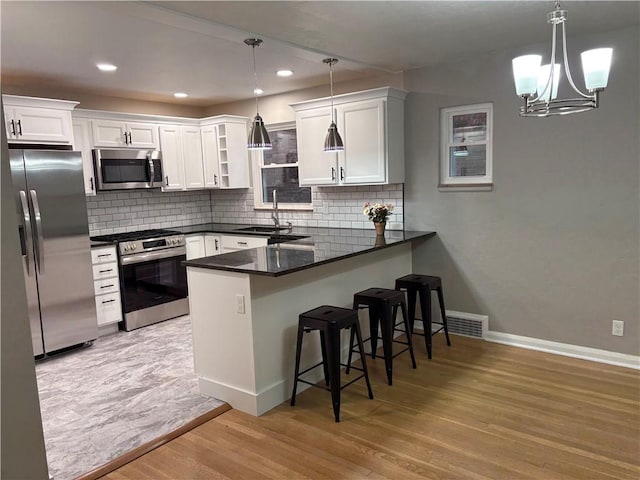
236;294;245;314
612;320;624;336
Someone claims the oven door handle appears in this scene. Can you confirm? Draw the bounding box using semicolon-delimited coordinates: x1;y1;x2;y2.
120;247;186;265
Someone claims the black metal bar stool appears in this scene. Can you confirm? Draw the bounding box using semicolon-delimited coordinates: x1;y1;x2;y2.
348;288;417;386
395;274;451;359
290;305;373;422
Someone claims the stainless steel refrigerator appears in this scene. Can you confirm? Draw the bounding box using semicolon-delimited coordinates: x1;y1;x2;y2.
10;148;97;356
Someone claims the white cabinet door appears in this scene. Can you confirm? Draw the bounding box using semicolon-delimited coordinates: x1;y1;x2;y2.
92;120;127;147
159;125;186;191
72;119;96;195
295;107;338;186
127;122;158;148
9;107;73;144
92;120;158;148
185;235;206;260
201;125;221;189
204;234;221;256
222;122;250;189
338;99;386;184
182;126;205;189
4;108;16;140
95;292;122;326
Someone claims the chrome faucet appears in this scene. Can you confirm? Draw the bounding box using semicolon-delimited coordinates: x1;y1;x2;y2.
271;189;280;229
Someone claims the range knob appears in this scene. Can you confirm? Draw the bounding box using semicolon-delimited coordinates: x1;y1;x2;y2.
131;244;137;250
123;245;130;252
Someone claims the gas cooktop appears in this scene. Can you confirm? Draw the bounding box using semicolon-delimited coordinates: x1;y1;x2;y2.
91;229;182;243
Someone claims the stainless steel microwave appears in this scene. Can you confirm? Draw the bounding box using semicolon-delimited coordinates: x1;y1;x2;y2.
93;149;163;191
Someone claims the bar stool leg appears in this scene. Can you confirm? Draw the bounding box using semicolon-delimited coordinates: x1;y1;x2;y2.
406;287;417;334
436;286;452;346
380;303;394;385
400;299;417;369
419;288;433;359
345;324;356;375
290;322;305;406
326;323;342;422
319;331;330;386
368;306;379;359
354;321;374;399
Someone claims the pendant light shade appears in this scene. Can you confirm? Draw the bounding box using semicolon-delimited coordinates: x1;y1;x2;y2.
245;38;271;150
323;58;344;152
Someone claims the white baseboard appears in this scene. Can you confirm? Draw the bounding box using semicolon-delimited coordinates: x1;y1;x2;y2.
484;331;640;370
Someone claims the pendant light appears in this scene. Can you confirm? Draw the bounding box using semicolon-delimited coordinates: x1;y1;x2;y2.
245;38;271;150
323;58;344;152
511;1;613;117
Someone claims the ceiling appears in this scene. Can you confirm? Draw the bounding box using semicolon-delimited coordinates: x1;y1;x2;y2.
1;1;638;107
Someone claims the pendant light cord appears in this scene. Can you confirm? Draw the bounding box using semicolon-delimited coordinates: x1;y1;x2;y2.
252;44;260;115
329;61;335;123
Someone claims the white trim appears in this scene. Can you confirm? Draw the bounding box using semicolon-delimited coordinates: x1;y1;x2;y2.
2;94;78;110
289;86;408;112
485;331;640;370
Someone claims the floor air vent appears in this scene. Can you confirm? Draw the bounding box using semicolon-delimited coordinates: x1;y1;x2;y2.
442;310;488;339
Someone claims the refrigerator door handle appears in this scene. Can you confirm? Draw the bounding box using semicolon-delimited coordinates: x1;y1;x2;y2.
19;190;33;275
29;190;45;274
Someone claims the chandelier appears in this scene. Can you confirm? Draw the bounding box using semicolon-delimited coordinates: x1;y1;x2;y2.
511;1;613;117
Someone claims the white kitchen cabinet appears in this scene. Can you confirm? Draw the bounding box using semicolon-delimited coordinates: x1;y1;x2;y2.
201;116;250;189
186;234;222;259
185;235;206;260
72;118;96;196
290;87;407;186
205;234;221;256
220;234;268;252
159;125;205;191
91;246;122;327
92;119;158;148
3;95;77;144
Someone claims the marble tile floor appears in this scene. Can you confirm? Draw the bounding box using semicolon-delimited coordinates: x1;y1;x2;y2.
35;315;224;480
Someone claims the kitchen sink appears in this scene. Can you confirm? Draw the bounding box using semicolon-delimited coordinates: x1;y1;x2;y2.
235;226;290;233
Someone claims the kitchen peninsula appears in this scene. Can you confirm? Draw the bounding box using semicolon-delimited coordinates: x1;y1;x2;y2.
184;228;434;415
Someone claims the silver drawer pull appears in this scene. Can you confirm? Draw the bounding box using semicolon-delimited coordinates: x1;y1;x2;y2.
99;269;113;273
238;241;248;246
100;284;115;289
101;299;116;304
97;254;112;258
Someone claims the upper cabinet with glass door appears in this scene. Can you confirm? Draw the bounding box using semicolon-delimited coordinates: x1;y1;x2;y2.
290;87;407;186
439;103;493;188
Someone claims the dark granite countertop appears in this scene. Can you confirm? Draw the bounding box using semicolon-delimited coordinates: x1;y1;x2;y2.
182;226;435;277
90;240;117;248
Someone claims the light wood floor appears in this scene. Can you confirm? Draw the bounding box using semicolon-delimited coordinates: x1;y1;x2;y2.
103;335;639;479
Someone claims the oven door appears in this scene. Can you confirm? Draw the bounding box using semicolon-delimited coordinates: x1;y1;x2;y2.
120;248;187;315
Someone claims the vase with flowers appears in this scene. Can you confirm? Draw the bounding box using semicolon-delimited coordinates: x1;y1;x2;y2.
363;202;393;235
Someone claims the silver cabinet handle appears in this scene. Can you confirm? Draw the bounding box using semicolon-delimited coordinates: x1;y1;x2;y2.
101;299;116;304
238;241;248;246
90;177;94;191
100;284;115;289
16;119;22;136
331;167;336;181
214;239;219;251
165;176;169;186
99;268;113;273
97;254;112;258
214;174;218;186
9;119;16;136
123;132;128;145
340;166;345;181
19;190;33;275
127;132;132;144
29;190;44;274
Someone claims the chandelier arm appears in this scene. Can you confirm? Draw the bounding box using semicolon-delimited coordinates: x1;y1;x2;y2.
561;22;592;99
539;21;559;103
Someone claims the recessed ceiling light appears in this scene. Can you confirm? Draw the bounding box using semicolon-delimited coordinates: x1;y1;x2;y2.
276;70;293;77
174;92;188;98
254;88;264;95
96;63;117;72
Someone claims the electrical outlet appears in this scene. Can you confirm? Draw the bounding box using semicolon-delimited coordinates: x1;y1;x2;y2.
236;294;245;314
612;320;624;336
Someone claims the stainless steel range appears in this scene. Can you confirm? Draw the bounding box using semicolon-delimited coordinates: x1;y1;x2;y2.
91;229;188;331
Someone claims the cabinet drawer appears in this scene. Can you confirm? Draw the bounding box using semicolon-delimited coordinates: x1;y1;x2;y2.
93;277;119;296
95;292;122;326
92;261;118;280
91;246;117;264
221;235;268;251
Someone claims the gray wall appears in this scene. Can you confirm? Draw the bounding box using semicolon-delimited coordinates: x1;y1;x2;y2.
1;103;49;478
404;26;639;355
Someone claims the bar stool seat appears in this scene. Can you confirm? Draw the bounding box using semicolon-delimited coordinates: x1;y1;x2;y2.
348;288;417;386
290;305;373;422
395;274;451;359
